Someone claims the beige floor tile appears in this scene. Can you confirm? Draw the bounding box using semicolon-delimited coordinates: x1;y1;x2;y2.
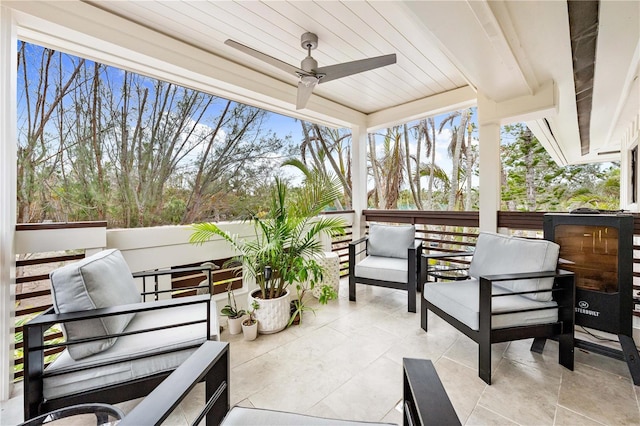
223;325;299;368
178;383;206;423
328;304;397;336
305;400;349;420
246;357;352;413
478;358;561;425
323;325;400;374
465;405;518;425
319;356;403;422
553;406;605;426
384;323;461;367
434;357;487;423
503;339;566;379
380;403;403;424
558;363;640;425
229;351;291;405
575;346;633;379
442;334;508;375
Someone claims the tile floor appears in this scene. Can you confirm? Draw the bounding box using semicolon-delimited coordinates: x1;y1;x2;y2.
2;280;640;425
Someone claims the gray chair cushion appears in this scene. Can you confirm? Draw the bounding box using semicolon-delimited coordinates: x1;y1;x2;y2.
468;232;559;301
354;256;407;283
222;406;395;425
423;279;558;330
367;224;415;259
43;297;214;399
50;249;141;360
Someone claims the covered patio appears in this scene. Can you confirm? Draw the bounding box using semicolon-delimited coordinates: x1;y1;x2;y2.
0;0;639;423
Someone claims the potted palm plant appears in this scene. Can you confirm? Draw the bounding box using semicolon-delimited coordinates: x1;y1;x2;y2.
191;174;345;334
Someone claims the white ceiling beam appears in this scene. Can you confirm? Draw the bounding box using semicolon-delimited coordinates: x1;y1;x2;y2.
366;86;477;132
7;0;367;129
477;80;557;125
470;0;538;95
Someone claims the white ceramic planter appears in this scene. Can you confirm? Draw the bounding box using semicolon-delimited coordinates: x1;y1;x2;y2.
248;288;290;334
227;316;244;335
242;320;258;341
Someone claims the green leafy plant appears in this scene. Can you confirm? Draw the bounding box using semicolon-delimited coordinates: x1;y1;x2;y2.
190;175;345;301
220;282;245;319
288;266;338;327
243;300;260;326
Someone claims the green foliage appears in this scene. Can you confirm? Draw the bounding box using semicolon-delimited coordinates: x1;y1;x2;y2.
501;124;619;211
243;300;260;326
191;175;346;300
220;283;246;319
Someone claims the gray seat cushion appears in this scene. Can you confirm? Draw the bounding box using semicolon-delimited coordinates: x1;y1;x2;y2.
354;255;407;283
367;224;415;259
50;249;142;360
222;406;395;425
468;232;559;301
43;297;216;399
423;279;558;330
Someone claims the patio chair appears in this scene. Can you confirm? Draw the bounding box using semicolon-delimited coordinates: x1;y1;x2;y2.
421;232;575;384
349;224;422;312
23;249;219;420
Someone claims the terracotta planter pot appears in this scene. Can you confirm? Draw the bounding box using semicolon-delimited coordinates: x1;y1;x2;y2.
248;288;290;334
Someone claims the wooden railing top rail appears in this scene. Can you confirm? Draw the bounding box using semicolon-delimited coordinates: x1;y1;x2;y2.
16;221;107;231
364;210;479;227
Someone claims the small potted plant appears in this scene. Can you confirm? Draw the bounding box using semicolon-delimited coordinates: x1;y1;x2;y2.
242;300;260;341
220;283;246;335
288;264;338;326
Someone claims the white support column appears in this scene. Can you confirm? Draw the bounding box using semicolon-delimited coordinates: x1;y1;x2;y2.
0;5;17;401
477;93;501;232
351;123;368;240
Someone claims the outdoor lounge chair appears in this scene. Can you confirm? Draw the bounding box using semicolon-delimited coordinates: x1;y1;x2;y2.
23;249;219;420
421;232;575;384
349;224;422;312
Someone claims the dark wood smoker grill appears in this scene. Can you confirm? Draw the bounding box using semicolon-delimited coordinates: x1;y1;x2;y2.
543;213;639;384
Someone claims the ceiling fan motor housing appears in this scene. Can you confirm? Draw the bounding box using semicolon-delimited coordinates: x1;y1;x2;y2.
301;32;318;50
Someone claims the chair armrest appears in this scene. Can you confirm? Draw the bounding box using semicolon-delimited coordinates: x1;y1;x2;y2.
26;294;211;330
120;341;230;426
25;295;212;353
349;236;368;247
403;358;460;426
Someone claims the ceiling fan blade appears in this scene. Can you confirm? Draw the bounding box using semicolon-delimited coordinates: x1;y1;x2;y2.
316;54;397;84
224;39;303;77
296;78;318;110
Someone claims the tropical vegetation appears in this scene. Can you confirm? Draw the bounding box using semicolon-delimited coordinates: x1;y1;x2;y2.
190;175;346;300
17;40;620;228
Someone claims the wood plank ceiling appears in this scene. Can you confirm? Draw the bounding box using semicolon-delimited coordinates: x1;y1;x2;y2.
87;0;468;114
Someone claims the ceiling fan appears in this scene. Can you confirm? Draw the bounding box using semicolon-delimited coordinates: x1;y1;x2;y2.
225;32;397;110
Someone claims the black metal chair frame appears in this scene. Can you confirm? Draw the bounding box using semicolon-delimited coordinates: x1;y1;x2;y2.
120;340;230;426
349;237;422;313
421;256;575;385
23;266;215;420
